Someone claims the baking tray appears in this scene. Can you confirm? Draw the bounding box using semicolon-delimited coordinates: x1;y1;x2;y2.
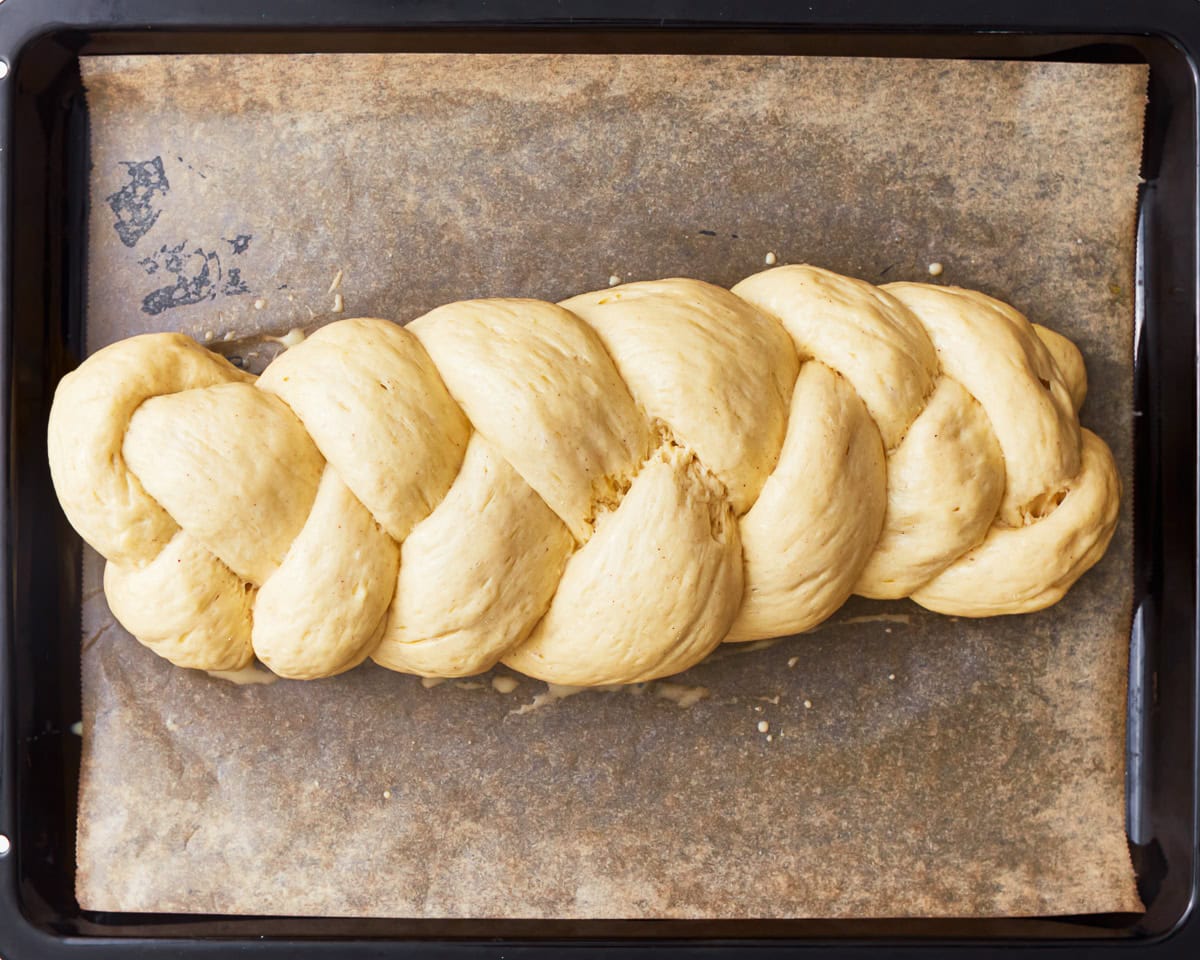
0;0;1197;956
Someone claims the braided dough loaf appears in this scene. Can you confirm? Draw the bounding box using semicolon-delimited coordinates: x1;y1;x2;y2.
48;266;1121;685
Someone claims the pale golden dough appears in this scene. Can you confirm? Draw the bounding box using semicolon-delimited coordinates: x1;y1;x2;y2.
732;265;938;450
503;444;742;685
46;266;1123;685
728;362;885;642
46;333;250;566
411;299;651;543
374;433;574;677
123;381;324;586
561;278;798;514
252;467;399;680
103;532;254;671
913;430;1120;615
1033;323;1088;413
256;318;469;542
854;378;1005;599
883;283;1081;524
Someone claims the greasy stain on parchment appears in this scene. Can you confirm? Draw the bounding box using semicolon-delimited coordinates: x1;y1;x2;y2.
76;53;1145;919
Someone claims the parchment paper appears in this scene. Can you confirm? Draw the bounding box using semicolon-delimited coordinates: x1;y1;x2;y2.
75;54;1146;918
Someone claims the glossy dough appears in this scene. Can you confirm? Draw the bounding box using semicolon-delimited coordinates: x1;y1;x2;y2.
48;267;1122;684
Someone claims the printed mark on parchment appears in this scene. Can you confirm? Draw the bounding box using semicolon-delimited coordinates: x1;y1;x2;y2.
114;159;256;312
223;268;249;296
137;234;253;314
106;157;170;248
139;241;221;315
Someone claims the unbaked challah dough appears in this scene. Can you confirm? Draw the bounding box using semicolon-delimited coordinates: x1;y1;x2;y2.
47;266;1121;685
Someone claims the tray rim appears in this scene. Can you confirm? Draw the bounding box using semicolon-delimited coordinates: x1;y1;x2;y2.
1;1;1198;956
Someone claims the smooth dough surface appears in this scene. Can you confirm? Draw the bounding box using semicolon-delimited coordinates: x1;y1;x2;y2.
562;278;798;514
1033;323;1088;414
375;433;574;678
46;266;1123;684
854;377;1005;599
411;298;651;543
123;382;324;586
257;318;470;543
104;533;254;671
252;466;400;680
912;429;1120;615
503;444;742;685
729;361;886;642
884;283;1080;524
47;333;250;566
733;265;938;450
